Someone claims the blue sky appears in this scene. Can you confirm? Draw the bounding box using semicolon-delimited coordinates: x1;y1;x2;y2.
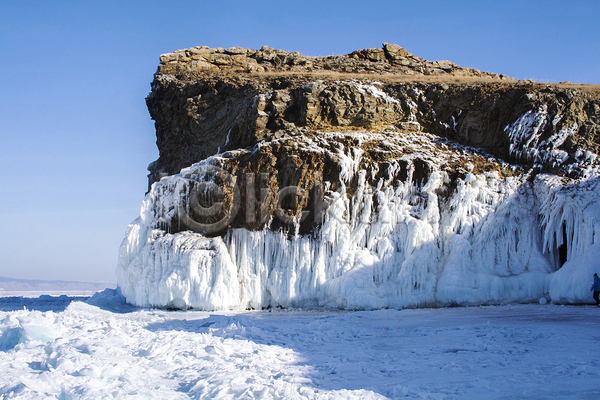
1;0;598;283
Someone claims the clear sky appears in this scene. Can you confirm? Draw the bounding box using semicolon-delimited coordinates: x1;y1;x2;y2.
1;0;598;283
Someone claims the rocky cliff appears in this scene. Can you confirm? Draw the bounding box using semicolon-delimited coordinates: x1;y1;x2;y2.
147;43;598;187
117;44;600;310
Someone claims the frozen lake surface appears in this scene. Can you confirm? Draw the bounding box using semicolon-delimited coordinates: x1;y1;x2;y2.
1;290;599;399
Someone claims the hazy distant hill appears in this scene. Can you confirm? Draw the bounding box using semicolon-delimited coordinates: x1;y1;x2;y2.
0;276;116;292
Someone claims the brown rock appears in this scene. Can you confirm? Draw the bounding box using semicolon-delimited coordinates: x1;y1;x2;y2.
383;42;411;59
146;44;599;189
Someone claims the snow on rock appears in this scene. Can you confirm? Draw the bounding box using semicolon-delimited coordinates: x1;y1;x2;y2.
346;80;399;104
504;105;598;178
117;127;600;310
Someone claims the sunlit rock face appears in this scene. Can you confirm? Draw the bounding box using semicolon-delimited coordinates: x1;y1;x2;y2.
119;44;600;310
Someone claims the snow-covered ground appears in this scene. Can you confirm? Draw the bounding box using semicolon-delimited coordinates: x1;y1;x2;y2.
1;290;599;399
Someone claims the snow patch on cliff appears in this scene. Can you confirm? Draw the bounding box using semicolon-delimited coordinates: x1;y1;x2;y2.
505;106;598;178
347;80;399;104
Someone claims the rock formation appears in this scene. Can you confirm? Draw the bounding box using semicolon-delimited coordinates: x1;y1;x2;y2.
118;43;600;310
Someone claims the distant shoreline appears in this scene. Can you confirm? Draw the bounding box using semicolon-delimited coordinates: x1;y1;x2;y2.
0;290;102;298
0;276;116;294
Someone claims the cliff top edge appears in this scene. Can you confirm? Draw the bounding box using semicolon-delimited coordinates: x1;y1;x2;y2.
155;43;600;92
157;42;512;82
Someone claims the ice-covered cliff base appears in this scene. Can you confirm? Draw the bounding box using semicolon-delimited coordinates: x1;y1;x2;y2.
117;128;600;310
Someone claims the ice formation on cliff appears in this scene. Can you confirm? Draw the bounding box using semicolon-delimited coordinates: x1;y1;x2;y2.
505;106;598;178
117;113;600;310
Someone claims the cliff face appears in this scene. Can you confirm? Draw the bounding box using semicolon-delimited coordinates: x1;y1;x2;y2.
147;44;599;187
118;44;600;310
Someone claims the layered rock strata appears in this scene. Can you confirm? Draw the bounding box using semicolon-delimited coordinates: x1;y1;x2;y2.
147;44;599;187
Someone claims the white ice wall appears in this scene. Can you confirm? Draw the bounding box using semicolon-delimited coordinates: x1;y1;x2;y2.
117;157;600;310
